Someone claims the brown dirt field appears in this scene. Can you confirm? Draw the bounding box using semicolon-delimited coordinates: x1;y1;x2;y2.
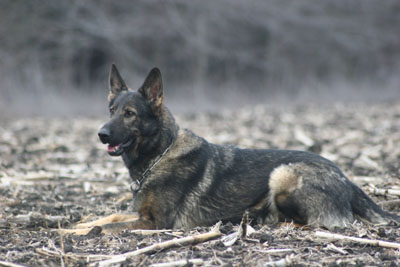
1;102;399;266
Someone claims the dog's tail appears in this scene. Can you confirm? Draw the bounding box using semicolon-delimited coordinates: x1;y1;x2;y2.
351;183;400;224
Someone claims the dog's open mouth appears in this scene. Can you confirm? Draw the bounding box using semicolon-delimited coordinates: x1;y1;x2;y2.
107;138;135;156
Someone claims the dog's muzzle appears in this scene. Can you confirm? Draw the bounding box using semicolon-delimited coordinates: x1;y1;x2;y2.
98;124;135;156
98;126;111;144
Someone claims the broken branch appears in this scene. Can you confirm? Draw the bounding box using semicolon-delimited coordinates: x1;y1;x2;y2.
315;231;400;249
0;260;27;267
259;248;294;254
36;247;110;262
369;184;400;197
92;222;222;266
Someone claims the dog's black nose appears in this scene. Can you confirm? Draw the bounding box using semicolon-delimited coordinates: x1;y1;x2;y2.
98;127;110;144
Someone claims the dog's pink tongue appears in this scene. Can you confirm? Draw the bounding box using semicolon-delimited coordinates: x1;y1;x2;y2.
107;144;121;153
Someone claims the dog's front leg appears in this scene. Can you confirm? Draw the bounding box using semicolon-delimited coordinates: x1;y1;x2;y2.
75;213;139;229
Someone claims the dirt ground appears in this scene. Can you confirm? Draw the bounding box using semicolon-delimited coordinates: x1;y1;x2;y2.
1;102;400;266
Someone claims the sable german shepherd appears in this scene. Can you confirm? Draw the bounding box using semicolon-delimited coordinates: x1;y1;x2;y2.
73;64;399;234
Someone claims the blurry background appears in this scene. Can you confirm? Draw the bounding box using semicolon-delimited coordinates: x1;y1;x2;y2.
0;0;399;116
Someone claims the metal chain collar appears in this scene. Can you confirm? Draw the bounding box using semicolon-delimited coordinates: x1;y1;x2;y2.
129;141;174;193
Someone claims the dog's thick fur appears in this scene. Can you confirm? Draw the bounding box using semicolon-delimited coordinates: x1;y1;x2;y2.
90;65;399;234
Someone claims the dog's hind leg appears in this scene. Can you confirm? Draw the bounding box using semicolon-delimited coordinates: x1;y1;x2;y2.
275;190;355;229
268;163;356;229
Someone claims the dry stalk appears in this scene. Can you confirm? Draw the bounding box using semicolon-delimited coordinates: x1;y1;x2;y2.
36;248;110;262
36;248;59;258
258;248;294;254
369;184;400;197
0;260;27;267
315;231;400;249
92;222;222;266
129;229;173;235
149;258;203;267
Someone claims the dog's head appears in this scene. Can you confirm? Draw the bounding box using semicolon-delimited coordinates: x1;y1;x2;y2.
98;64;164;156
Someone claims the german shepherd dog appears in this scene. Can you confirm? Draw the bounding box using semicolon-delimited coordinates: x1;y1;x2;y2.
76;64;399;234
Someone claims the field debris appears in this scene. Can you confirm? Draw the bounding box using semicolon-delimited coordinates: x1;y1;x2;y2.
315;231;400;249
1;102;400;266
94;222;222;266
369;184;400;197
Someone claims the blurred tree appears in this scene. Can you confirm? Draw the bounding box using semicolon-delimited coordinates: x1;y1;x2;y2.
0;0;399;114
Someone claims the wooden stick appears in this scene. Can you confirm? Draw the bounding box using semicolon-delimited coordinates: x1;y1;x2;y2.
93;222;222;266
38;224;221;265
59;228;173;236
259;248;294;254
36;248;110;262
0;260;27;267
315;231;400;249
129;229;173;235
240;211;249;239
369;184;400;197
36;248;60;258
149;259;203;267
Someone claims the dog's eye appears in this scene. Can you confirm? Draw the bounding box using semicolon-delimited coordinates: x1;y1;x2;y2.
124;110;136;118
109;107;116;114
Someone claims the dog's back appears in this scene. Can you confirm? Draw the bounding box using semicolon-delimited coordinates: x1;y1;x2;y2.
132;128;399;230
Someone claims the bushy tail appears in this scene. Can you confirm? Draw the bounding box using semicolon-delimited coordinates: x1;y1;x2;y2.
351;183;400;224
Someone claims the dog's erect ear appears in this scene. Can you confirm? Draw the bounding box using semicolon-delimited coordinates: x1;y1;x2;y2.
108;64;128;101
138;68;163;115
